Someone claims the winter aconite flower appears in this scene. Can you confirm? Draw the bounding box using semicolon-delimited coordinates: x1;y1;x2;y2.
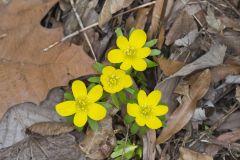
127;90;168;129
56;80;106;127
100;66;132;93
107;29;151;71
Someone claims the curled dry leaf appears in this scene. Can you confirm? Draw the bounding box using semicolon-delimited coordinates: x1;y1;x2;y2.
98;0;134;26
156;58;184;76
0;0;95;119
170;43;226;78
0;134;84;160
79;116;116;160
179;147;213;160
142;130;156;160
0;88;63;149
205;128;240;156
156;69;211;144
27;122;74;136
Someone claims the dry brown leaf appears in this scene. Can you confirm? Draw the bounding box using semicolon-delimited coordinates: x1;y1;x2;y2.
211;64;240;83
156;58;184;76
0;133;84;160
205;128;240;156
179;147;213;160
170;43;226;78
0;0;95;118
27;122;74;136
98;0;134;26
142;130;156;160
165;11;197;45
135;7;151;29
156;69;211;144
79;116;116;159
147;0;166;38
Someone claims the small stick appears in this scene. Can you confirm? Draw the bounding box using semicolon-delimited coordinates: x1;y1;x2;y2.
70;0;97;61
0;33;7;39
43;1;156;52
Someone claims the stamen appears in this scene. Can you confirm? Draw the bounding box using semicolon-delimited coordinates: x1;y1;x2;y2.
76;97;89;112
124;46;136;58
140;104;152;117
107;74;120;86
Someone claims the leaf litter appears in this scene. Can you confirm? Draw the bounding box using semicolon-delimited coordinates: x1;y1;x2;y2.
1;0;240;159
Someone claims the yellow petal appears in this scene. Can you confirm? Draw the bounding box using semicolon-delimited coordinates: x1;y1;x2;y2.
87;85;103;102
138;90;147;106
132;58;147;71
127;103;140;117
146;116;162;129
72;80;87;99
102;66;115;75
88;103;107;120
74;112;87;127
147;90;161;106
120;60;132;70
56;101;76;116
122;75;133;88
137;47;151;58
153;105;168;116
129;29;147;48
116;36;129;50
107;49;124;63
135;116;146;126
103;86;115;93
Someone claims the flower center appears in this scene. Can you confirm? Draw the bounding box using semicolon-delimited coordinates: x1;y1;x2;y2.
107;74;120;86
139;105;152;117
124;46;137;59
75;97;89;112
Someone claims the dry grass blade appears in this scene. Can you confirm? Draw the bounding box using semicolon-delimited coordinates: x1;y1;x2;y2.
156;69;211;144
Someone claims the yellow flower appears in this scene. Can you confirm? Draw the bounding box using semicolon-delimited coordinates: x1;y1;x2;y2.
107;29;151;71
100;66;132;93
127;90;168;129
56;80;107;127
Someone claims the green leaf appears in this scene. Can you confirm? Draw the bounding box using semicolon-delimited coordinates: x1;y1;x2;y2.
144;39;157;48
118;91;127;104
130;123;140;135
64;92;74;100
125;87;136;95
136;146;143;158
88;118;99;131
87;76;100;83
150;49;161;56
111;93;120;108
129;27;135;36
65;115;74;124
145;58;158;68
115;27;123;37
138;126;148;136
87;83;96;91
111;143;138;159
75;126;83;132
97;102;113;109
124;115;135;124
93;62;104;73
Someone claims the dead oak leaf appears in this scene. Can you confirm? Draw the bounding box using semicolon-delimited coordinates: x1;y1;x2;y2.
0;0;95;119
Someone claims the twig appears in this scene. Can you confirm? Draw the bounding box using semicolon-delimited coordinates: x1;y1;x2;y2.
223;0;240;17
189;103;239;147
43;1;156;52
70;0;97;61
0;33;7;39
121;125;129;160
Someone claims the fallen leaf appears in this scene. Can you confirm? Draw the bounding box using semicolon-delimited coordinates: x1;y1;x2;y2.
170;43;226;78
165;11;197;45
27;122;74;136
179;147;213;160
206;7;223;32
0;133;84;160
135;7;151;30
225;75;240;84
79;116;116;159
142;130;156;160
174;29;199;47
156;69;211;144
147;0;166;38
0;0;95;118
156;58;184;76
0;88;63;149
219;16;240;31
205;128;240;156
211;64;240;83
98;0;134;26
